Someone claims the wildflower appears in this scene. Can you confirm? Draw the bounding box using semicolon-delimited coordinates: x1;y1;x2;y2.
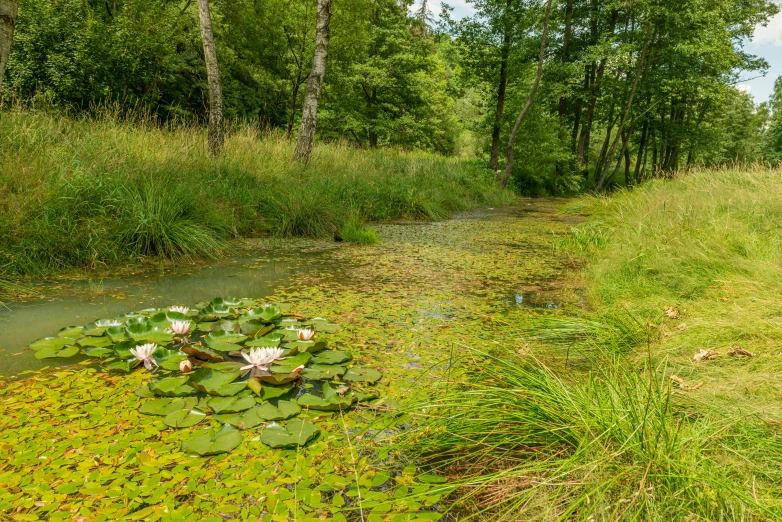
296;328;316;341
130;343;158;371
170;320;192;335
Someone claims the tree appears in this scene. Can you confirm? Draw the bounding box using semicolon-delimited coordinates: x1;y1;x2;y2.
499;0;553;189
197;0;224;155
0;0;18;88
293;0;331;162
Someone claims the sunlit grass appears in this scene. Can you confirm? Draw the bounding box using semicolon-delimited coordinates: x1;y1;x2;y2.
0;108;513;275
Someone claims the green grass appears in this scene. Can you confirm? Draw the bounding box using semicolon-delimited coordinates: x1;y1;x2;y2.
0;108;512;276
405;166;782;520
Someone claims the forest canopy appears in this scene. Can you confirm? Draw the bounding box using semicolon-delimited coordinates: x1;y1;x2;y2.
2;0;781;193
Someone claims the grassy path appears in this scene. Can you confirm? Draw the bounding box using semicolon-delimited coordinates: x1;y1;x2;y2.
0;200;578;521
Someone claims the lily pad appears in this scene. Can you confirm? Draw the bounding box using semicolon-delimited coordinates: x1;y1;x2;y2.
81;346;114;358
106;358;141;372
34;344;80;359
312;350;352;365
260;419;320;449
301;364;346;380
150;376;197;397
256;400;301;420
297;393;356;411
125;323;175;343
284;340;327;354
76;336;113;348
189;368;246;396
182;424;244;455
245;337;281;348
343;367;383;383
164;408;207;428
270;352;312;373
139;397;198;416
29;337;72;351
181;344;223;362
113;340;136;358
239;320;276;337
206;395;256;414
240;304;282;323
247;379;294;400
254;371;300;385
57;326;84;339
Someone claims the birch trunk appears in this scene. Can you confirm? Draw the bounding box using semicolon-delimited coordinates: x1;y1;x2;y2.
293;0;331;163
499;0;554;189
0;0;18;89
197;0;224;155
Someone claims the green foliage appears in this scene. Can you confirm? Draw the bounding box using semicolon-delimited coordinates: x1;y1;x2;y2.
341;219;380;244
0;110;511;275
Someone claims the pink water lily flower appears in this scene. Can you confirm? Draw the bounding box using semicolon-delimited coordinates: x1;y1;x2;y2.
170;320;192;335
130;343;158;371
240;347;285;373
296;328;316;341
179;359;193;372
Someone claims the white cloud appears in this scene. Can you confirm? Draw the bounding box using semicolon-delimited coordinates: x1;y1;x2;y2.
736;84;752;93
753;12;782;46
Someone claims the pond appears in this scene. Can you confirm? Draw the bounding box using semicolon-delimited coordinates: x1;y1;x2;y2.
0;200;580;520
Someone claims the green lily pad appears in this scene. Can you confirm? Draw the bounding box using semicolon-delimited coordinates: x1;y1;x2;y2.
139;397;197;416
198;298;241;321
270;352;312;373
297;393;356;411
82;319;125;336
301;364;346;380
34;344;80;360
149;376;197;397
201;361;245;372
29;337;72;351
81;346;114;358
254;371;300;385
76;336;113;348
247;379;294;400
106;358;141;372
255;400;301;421
57;326;84;339
245;337;281;348
182;424;244;455
181;344;223;362
189;368;246;396
105;326;127;342
239;320;276;337
260;419;320;449
214;409;266;430
343;367;383;383
240;304;282;324
284;340;327;354
164;408;207;428
312;350;352;365
125;323;175;343
307;318;341;333
113;340;136;358
155;349;189;371
206;395;256;414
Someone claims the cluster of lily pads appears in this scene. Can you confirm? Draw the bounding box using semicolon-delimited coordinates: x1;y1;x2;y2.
28;297;382;455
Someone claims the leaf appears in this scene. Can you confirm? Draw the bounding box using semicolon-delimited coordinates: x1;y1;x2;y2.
57;326;84;339
245;337;282;348
29;337;72;351
125;322;175;343
81;346;114;358
181;344;224;362
240;320;276;337
206;395;256;413
182;424;243;455
343;367;383;383
260;419;320;448
188;368;246;396
255;400;302;421
297;393;356;411
254;372;300;385
284;340;327;354
240;304;282;324
34;344;80;360
164;408;207;428
301;364;346;380
247;379;294;400
76;336;113;348
106;358;141;372
139;397;197;416
269;352;312;373
311;350;352;365
149;376;197;397
204;330;247;347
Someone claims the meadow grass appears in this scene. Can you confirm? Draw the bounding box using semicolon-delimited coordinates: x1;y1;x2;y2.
0;108;512;278
404;166;782;520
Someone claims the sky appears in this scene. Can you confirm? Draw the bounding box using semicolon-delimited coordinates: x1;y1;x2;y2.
423;1;782;105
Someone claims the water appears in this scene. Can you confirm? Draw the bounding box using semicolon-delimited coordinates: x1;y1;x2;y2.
0;253;321;376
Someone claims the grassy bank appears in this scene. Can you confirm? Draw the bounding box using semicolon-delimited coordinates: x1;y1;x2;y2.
0;109;512;277
407;167;782;520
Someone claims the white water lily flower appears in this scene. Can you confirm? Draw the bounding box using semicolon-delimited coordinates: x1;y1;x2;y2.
296;328;316;341
170;306;190;314
130;343;158;371
179;359;193;372
170;320;192;335
240;347;285;372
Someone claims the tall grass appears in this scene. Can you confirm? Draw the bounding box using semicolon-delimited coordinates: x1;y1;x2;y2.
0;108;512;275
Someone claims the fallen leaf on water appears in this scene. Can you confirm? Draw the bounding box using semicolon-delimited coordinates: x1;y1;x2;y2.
727;345;754;358
693;349;719;362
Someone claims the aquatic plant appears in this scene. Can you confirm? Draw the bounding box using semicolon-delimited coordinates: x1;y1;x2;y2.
26;296;383;455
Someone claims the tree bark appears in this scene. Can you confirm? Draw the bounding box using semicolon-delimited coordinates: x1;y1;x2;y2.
197;0;224;155
489;0;512;170
499;0;554;189
633;117;648;181
595;23;651;190
0;0;19;90
293;0;332;163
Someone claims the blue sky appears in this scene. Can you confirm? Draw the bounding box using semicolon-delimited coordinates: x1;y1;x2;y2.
428;1;782;104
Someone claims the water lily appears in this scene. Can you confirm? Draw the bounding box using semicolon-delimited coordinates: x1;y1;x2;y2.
170;306;190;314
130;343;158;371
179;359;193;372
240;347;285;373
170;320;192;335
297;328;316;341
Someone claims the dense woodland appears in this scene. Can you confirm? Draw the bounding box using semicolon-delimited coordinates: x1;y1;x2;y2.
1;0;782;194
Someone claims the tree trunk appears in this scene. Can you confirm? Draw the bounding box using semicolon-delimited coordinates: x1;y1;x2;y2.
633;118;648;181
489;3;512;171
554;0;573;175
286;82;301;139
197;0;224;155
595;23;651;190
0;0;19;90
293;0;332;162
499;0;554;189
